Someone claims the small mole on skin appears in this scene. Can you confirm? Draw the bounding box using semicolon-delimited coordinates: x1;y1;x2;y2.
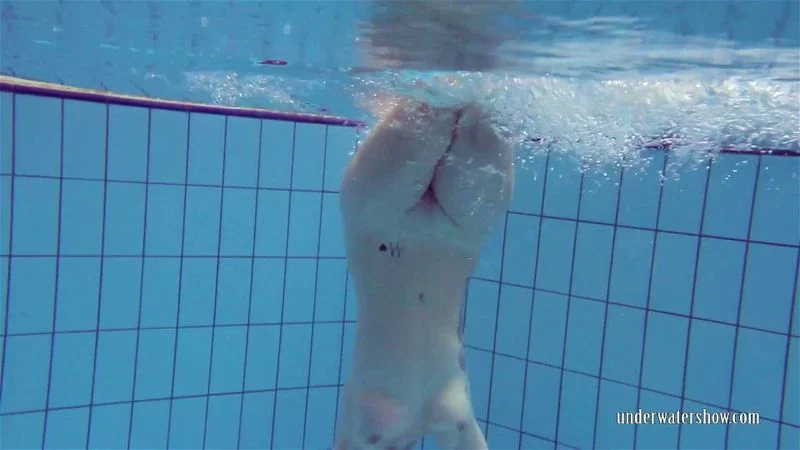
457;421;467;431
418;292;425;303
379;243;387;252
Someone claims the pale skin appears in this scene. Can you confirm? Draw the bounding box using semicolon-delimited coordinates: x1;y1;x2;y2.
335;99;515;450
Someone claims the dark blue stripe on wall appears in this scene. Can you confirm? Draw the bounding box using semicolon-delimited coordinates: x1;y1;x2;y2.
0;76;365;128
237;119;266;449
41;98;67;447
590;153;630;448
553;163;586;446
202;116;231;448
517;150;551;449
270;123;298;450
0;92;14;410
2;76;797;157
332;126;361;445
720;154;762;448
126;108;154;449
166;111;193;446
85;102;112;448
301;125;331;449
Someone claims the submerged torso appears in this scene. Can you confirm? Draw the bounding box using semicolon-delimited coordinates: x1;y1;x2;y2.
344;209;478;412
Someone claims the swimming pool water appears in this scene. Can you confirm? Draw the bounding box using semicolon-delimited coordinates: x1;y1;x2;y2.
1;1;799;449
1;78;798;450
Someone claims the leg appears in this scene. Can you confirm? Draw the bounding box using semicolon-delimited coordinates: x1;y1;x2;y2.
426;375;487;450
340;98;461;229
431;104;514;242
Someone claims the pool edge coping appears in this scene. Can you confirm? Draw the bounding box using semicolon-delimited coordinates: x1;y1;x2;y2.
0;74;366;128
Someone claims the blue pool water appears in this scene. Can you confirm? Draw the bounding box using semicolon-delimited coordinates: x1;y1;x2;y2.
1;1;799;449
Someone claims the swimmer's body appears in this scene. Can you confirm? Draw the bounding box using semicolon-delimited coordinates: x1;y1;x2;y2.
335;99;514;450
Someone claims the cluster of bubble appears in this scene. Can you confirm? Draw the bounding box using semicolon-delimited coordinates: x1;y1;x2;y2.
353;70;799;179
180;64;798;185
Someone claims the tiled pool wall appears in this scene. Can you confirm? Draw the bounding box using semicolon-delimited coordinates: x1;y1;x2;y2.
466;144;799;449
0;87;798;449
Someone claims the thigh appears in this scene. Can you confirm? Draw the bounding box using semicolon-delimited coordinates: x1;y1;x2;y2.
340;98;460;230
431;104;514;242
